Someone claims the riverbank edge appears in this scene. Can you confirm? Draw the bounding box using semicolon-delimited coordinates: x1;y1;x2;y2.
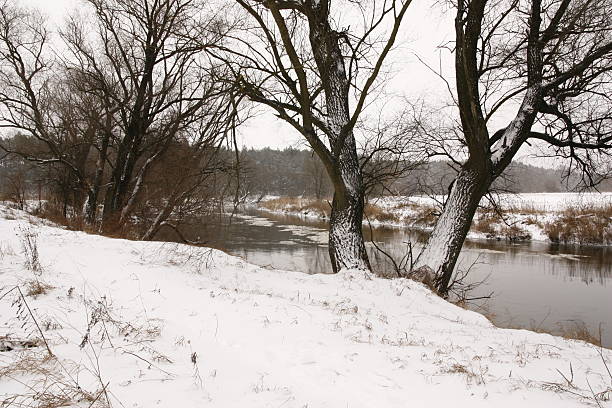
250;194;612;247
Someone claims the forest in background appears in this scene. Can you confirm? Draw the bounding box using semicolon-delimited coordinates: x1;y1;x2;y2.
3;146;612;211
231;148;612;199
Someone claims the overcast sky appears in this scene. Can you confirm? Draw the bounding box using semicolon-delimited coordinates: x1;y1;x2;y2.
18;0;462;150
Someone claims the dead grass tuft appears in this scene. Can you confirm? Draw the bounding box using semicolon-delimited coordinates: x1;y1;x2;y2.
18;226;42;274
0;351;54;379
506;203;546;215
545;203;612;245
524;216;544;228
472;216;498;236
0;351;108;408
500;224;531;241
441;362;486;385
364;204;399;223
24;279;54;298
0;241;15;260
557;321;602;347
472;209;531;241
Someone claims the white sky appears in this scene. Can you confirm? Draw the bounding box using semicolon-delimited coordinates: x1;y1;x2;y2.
19;0;460;150
20;0;556;169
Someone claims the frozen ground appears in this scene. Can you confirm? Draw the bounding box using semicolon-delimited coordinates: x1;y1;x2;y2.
1;204;611;407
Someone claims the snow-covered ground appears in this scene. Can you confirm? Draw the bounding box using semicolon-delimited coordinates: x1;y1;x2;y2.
380;192;612;212
1;204;611;407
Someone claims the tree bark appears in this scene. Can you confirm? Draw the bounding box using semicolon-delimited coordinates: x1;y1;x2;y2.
84;129;111;224
413;160;491;295
307;6;371;273
141;197;176;241
328;138;371;272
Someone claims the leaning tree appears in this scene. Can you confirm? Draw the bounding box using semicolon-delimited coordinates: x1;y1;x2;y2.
213;0;413;272
413;0;612;295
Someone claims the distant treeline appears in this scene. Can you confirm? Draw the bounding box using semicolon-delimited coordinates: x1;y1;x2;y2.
3;146;610;208
237;148;612;198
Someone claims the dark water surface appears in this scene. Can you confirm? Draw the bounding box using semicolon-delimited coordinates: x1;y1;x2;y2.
168;208;612;348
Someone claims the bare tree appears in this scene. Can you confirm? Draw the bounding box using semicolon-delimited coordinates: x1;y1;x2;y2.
213;0;413;272
0;3;93;210
0;0;237;233
359;103;429;197
64;0;233;227
413;0;612;295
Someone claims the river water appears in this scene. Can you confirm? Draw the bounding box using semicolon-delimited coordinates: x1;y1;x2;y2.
172;208;612;348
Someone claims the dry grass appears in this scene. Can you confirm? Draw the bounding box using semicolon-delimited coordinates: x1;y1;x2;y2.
0;351;55;379
24;279;54;298
471;209;531;241
260;197;331;217
364;204;400;223
0;241;15;260
524;216;544;228
0;351;108;408
472;216;498;236
545;203;612;245
32;203;142;241
506;203;547;215
472;209;503;236
557;321;602;347
19;226;42;274
500;224;531;241
440;362;486;385
411;205;438;227
0;288;161;408
16;227;54;298
31;204;85;231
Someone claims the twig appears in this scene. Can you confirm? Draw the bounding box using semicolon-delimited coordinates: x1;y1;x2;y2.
87;382;110;408
119;349;174;377
16;286;53;357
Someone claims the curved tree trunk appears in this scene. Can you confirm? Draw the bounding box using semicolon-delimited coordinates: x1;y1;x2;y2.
414;161;491;295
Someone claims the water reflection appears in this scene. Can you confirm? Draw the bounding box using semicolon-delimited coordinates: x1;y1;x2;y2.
158;208;612;347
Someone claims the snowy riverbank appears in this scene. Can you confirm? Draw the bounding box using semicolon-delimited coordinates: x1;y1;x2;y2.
1;204;611;407
253;193;612;245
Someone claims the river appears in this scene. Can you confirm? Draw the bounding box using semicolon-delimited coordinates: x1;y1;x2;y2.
168;207;612;348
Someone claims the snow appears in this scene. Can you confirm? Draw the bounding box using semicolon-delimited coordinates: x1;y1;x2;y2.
1;204;611;407
256;193;612;245
375;192;612;213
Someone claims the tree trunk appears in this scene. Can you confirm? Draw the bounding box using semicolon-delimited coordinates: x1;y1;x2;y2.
118;151;160;226
85;130;111;224
307;7;371;273
414;160;491;295
328;143;371;273
140;194;178;241
103;125;141;219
